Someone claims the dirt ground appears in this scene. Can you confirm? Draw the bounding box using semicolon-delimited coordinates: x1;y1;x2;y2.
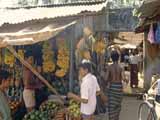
96;96;142;120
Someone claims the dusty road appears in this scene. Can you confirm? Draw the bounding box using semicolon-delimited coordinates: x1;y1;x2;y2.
96;96;142;120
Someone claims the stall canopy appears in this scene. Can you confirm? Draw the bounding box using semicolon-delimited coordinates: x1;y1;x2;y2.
0;21;76;47
120;44;137;49
113;32;143;46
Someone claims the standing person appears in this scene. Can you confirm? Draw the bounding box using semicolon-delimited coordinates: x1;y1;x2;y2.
156;79;160;103
129;51;139;88
0;70;12;120
35;66;48;109
23;55;36;112
67;63;101;120
106;51;127;120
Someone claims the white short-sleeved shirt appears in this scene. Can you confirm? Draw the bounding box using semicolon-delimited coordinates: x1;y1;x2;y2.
157;79;160;95
130;55;139;64
80;73;100;115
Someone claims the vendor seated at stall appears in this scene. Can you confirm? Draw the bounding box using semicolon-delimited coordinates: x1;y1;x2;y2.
23;54;37;112
0;70;12;120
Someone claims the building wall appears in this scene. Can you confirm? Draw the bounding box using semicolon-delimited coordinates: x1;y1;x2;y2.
144;32;160;89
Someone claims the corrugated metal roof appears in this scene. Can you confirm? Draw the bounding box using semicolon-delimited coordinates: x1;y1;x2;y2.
0;0;107;26
0;0;106;9
137;0;160;18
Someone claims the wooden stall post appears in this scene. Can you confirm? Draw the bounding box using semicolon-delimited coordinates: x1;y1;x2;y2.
7;46;64;104
69;26;75;92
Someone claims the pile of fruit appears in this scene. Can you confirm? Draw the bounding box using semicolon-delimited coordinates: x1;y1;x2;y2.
4;49;15;67
23;110;48;120
55;47;69;78
94;40;106;54
68;100;81;118
9;101;21;111
40;100;63;119
42;42;55;73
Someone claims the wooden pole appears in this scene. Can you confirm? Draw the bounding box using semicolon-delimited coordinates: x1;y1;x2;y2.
7;46;64;104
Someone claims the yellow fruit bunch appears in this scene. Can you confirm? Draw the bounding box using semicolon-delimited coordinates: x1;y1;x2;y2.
42;41;55;73
94;41;106;54
55;48;69;77
55;69;67;78
57;48;69;70
4;52;15;67
43;61;55;73
42;51;54;61
17;49;25;59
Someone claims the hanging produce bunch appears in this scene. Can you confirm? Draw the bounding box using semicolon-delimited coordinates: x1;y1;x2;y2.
55;47;69;77
42;42;55;73
17;49;25;59
4;49;15;67
0;49;2;65
94;40;106;54
40;100;63;119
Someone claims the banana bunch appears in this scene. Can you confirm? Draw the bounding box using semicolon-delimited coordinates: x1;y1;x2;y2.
94;41;106;54
17;49;25;59
42;42;55;73
55;69;67;78
4;50;15;67
55;48;69;78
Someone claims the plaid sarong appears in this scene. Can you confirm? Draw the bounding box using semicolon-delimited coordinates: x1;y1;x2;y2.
108;83;123;120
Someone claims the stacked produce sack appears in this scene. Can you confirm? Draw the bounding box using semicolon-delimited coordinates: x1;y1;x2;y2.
42;42;55;73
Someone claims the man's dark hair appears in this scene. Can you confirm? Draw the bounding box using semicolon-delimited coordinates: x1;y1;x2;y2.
111;50;119;62
0;70;10;84
79;63;92;73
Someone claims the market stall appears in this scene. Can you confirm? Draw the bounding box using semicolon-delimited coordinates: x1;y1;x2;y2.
0;19;109;120
0;21;81;120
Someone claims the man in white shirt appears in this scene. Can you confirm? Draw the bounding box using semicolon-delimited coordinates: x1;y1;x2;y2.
156;79;160;103
68;63;100;120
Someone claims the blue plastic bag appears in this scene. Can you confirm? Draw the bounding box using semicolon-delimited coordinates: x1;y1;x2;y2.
155;22;160;44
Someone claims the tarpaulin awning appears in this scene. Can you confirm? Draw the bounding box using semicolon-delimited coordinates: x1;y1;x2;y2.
113;32;143;46
120;44;137;49
0;21;77;47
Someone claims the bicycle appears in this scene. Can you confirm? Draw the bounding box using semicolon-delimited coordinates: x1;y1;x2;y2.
138;81;160;120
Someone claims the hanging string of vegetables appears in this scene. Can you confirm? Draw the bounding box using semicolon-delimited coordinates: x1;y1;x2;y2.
42;41;55;73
